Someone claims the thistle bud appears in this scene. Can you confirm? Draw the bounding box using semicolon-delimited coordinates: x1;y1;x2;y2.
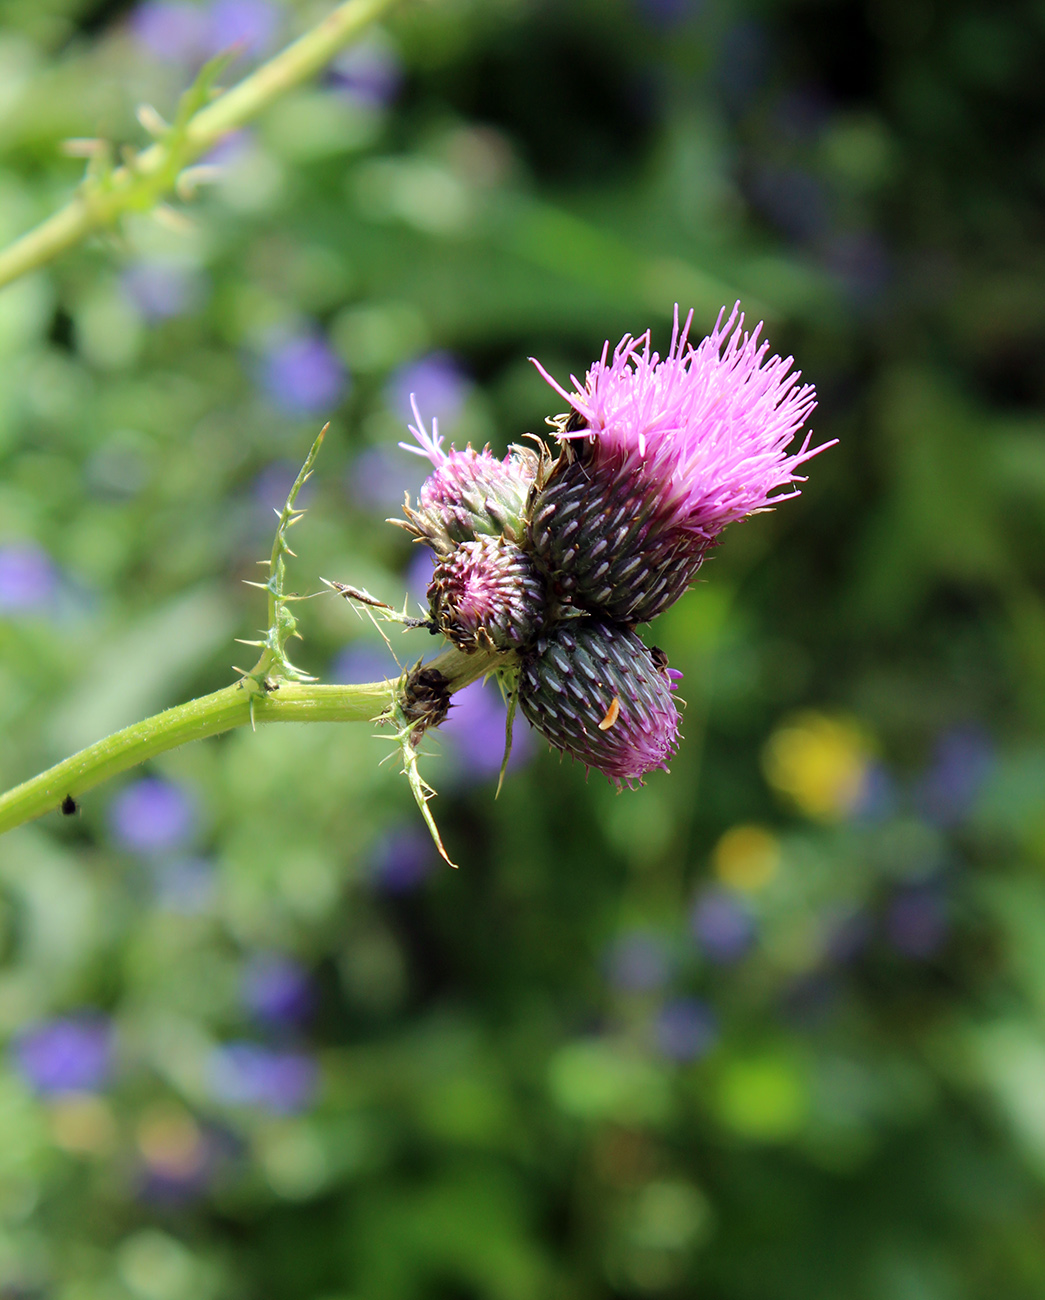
403;447;536;554
394;397;537;554
519;619;682;786
428;536;546;653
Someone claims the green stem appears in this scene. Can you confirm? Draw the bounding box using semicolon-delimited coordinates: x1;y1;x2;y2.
0;680;390;837
0;644;500;839
0;0;400;290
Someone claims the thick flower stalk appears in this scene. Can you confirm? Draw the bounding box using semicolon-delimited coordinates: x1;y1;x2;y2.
529;304;825;624
518;620;682;786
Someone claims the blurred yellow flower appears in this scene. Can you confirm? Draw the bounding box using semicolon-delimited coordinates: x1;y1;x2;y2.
713;824;781;891
762;712;873;821
136;1104;207;1180
47;1093;117;1156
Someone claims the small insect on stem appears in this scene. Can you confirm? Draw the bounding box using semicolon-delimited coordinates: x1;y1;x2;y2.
598;696;621;731
61;795;79;816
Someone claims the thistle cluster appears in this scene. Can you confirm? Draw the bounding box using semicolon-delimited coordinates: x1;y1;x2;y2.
394;305;825;787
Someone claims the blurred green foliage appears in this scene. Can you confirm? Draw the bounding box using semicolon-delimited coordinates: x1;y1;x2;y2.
1;0;1045;1296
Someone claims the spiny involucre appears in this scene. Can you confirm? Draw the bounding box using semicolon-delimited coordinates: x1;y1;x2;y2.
518;619;683;787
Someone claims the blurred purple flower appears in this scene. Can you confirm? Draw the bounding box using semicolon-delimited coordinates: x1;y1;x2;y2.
771;87;832;144
716;20;769;116
260;330;347;416
440;679;534;781
242;954;314;1028
205;0;278;58
110;777;196;854
387;352;470;431
13;1016;113;1094
329;643;396;686
823;905;872;964
138;1144;216;1206
404;546;435;604
780;973;839;1027
690;888;756;963
887;886;949;960
748;165;831;244
208;1043;318;1112
153;856;215;914
916;727;995;828
655;998;718;1061
349;445;426;511
122;260;206;321
370;826;436;893
823;231;891;306
252;459;317;527
851;761;897;823
606;931;670;992
329;39;403;108
0;544;58;613
130;1;208;63
634;0;701;26
202;127;252;167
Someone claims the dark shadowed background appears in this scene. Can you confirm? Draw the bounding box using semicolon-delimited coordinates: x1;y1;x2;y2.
1;0;1044;1296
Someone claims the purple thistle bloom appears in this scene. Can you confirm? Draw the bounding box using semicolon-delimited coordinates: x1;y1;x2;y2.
207;1043;317;1113
655;997;718;1061
242;954;314;1028
109;777;196;854
260;330;347;416
13;1016;113;1094
0;543;59;613
530;304;828;623
690;887;756;963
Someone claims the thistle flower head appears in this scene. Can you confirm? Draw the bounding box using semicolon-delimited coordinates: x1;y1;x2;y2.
528;305;832;623
428;536;545;653
396;396;537;553
519;619;682;786
532;304;824;540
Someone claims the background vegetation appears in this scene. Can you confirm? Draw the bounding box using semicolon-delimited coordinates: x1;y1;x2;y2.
1;0;1044;1296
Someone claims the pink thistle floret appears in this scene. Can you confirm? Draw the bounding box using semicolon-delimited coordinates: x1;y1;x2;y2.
395;395;536;551
531;303;831;542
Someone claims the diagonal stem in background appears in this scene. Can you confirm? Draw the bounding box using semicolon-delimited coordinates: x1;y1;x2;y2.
0;0;401;290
